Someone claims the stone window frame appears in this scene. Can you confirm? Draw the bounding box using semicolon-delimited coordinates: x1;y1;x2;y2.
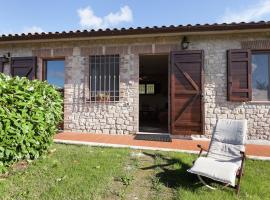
42;57;65;78
42;57;65;92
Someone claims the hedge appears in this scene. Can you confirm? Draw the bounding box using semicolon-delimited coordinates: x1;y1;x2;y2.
0;73;63;173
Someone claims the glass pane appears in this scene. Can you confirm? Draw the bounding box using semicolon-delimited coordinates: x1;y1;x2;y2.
252;54;270;101
46;60;65;89
146;84;155;94
139;84;145;94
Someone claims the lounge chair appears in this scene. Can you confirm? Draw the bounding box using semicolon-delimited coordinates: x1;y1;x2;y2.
188;119;247;195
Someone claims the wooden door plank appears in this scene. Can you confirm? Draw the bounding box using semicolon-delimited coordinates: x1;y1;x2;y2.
175;63;199;91
170;50;204;135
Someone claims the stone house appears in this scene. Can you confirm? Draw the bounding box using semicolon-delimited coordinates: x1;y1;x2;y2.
0;22;270;143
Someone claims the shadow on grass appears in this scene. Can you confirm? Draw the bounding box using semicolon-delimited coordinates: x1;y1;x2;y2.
141;152;203;192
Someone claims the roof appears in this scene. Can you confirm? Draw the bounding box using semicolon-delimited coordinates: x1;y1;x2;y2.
1;21;270;42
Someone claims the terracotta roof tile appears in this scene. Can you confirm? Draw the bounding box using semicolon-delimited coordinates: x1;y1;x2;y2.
1;21;270;42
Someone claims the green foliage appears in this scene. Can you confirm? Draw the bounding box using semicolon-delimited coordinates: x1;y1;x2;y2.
120;174;134;186
0;73;63;172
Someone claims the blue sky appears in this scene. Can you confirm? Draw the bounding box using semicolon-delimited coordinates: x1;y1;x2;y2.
1;0;270;34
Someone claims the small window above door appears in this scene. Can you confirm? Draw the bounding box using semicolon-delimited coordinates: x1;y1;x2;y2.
44;60;65;89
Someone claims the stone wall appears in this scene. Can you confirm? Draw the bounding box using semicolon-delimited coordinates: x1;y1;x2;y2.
0;32;270;140
62;40;180;134
189;33;270;140
64;47;139;134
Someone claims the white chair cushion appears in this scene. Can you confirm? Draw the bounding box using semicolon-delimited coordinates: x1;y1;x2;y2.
213;119;247;145
188;157;239;186
207;141;244;167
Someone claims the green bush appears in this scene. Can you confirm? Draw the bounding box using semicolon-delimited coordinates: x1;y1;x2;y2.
0;73;63;173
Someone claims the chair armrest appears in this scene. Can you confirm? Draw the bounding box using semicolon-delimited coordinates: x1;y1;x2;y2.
240;151;246;160
197;144;208;151
197;144;208;157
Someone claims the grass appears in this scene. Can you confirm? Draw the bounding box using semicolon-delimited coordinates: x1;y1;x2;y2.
0;144;269;200
0;145;130;200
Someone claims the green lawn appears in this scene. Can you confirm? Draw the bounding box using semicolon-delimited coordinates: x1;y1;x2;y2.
0;144;269;200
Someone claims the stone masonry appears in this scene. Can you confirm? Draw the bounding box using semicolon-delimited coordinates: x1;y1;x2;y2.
0;32;270;141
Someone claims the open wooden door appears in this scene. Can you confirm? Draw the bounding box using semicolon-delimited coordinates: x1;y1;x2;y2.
170;50;204;135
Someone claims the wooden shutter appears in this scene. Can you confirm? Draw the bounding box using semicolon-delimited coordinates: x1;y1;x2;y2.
11;57;37;80
227;49;251;101
0;57;4;73
170;50;204;135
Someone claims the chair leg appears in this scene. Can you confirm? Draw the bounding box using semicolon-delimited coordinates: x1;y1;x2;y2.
236;182;240;195
236;151;245;195
222;183;230;189
236;170;243;195
197;175;217;190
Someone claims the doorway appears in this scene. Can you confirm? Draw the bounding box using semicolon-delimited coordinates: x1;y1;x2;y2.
139;55;169;133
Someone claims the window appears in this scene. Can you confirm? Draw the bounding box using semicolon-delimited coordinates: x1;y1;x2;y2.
252;52;270;101
139;84;146;94
44;60;65;89
139;83;156;95
146;84;155;94
90;55;120;102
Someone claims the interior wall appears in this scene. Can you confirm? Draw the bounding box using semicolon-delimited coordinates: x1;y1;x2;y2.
139;74;168;112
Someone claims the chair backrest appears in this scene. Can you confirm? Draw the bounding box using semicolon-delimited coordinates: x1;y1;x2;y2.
207;119;247;165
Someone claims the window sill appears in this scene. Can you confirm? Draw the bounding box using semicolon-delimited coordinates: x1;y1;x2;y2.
249;101;270;104
85;99;120;104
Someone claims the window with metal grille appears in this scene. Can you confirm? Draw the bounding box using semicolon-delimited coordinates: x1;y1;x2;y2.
90;55;120;102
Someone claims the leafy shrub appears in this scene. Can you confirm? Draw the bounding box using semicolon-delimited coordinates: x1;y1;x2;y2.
0;73;63;173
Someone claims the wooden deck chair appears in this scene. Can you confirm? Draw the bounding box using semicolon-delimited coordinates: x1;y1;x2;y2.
188;119;247;195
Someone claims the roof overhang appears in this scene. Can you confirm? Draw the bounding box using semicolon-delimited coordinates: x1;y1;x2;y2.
1;22;270;44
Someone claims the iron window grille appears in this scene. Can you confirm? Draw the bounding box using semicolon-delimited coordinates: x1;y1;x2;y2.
89;55;120;102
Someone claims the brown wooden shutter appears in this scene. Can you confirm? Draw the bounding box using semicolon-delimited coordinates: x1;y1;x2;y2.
0;57;4;73
227;49;252;101
11;57;37;80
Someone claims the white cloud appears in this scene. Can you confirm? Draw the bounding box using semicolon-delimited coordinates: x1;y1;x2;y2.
104;6;133;26
77;5;133;29
22;26;44;33
219;0;270;23
78;7;103;29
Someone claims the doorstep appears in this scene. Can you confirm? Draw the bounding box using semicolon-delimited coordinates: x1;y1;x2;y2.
54;132;270;160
